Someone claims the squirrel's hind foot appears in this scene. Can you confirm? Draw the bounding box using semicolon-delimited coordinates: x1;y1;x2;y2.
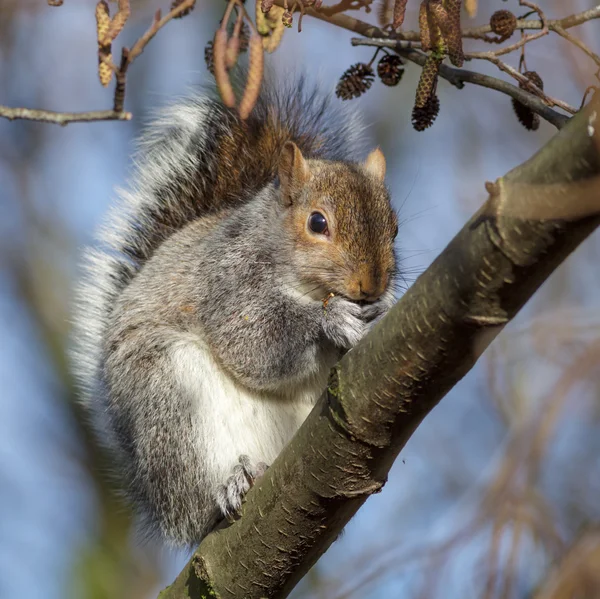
214;455;269;523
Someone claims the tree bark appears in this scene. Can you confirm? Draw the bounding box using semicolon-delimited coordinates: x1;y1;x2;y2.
158;95;600;599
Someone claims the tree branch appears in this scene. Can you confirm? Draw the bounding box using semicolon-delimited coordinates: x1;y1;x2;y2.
317;0;375;17
463;52;578;115
277;1;600;41
158;93;600;599
377;5;600;42
0;106;131;126
281;3;577;129
351;38;570;129
462;5;600;40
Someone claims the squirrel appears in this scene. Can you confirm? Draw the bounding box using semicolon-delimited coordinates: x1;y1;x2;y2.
71;76;399;547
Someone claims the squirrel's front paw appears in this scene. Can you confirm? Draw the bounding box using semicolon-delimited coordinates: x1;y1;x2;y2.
214;455;268;522
322;296;368;349
361;288;396;323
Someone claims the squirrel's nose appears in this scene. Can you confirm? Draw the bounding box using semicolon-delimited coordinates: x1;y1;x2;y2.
359;280;381;301
347;269;387;301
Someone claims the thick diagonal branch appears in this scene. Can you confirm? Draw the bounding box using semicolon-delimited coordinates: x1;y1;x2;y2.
158;96;600;599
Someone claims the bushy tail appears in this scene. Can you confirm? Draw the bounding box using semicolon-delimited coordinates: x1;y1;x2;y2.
70;74;366;434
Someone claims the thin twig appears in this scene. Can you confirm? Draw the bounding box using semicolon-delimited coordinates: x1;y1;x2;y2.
115;0;195;112
114;49;129;113
0;106;131;126
127;0;195;64
465;52;578;115
552;24;600;68
317;0;374;17
351;38;570;128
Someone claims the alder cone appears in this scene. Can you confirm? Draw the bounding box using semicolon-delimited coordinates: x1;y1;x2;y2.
336;63;375;100
412;95;440;131
512;70;544;131
521;70;544;91
377;54;404;86
490;9;517;38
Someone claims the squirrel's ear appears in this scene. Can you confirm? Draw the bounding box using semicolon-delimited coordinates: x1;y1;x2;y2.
364;148;386;182
278;141;310;204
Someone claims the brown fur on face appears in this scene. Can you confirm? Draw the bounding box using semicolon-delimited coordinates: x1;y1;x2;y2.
280;143;398;302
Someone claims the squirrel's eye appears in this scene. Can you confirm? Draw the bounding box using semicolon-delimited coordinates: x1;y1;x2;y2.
308;212;329;235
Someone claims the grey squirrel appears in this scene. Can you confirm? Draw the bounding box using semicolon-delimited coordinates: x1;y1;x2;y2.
71;77;399;547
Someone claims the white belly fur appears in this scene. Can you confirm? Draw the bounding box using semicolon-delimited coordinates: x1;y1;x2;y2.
169;334;331;490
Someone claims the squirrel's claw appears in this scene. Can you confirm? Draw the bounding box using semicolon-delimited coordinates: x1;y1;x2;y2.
214;455;269;522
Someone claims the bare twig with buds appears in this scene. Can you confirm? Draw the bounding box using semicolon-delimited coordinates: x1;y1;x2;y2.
2;0;194;126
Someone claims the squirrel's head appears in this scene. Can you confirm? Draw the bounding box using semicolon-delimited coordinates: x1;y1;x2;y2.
278;141;398;303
